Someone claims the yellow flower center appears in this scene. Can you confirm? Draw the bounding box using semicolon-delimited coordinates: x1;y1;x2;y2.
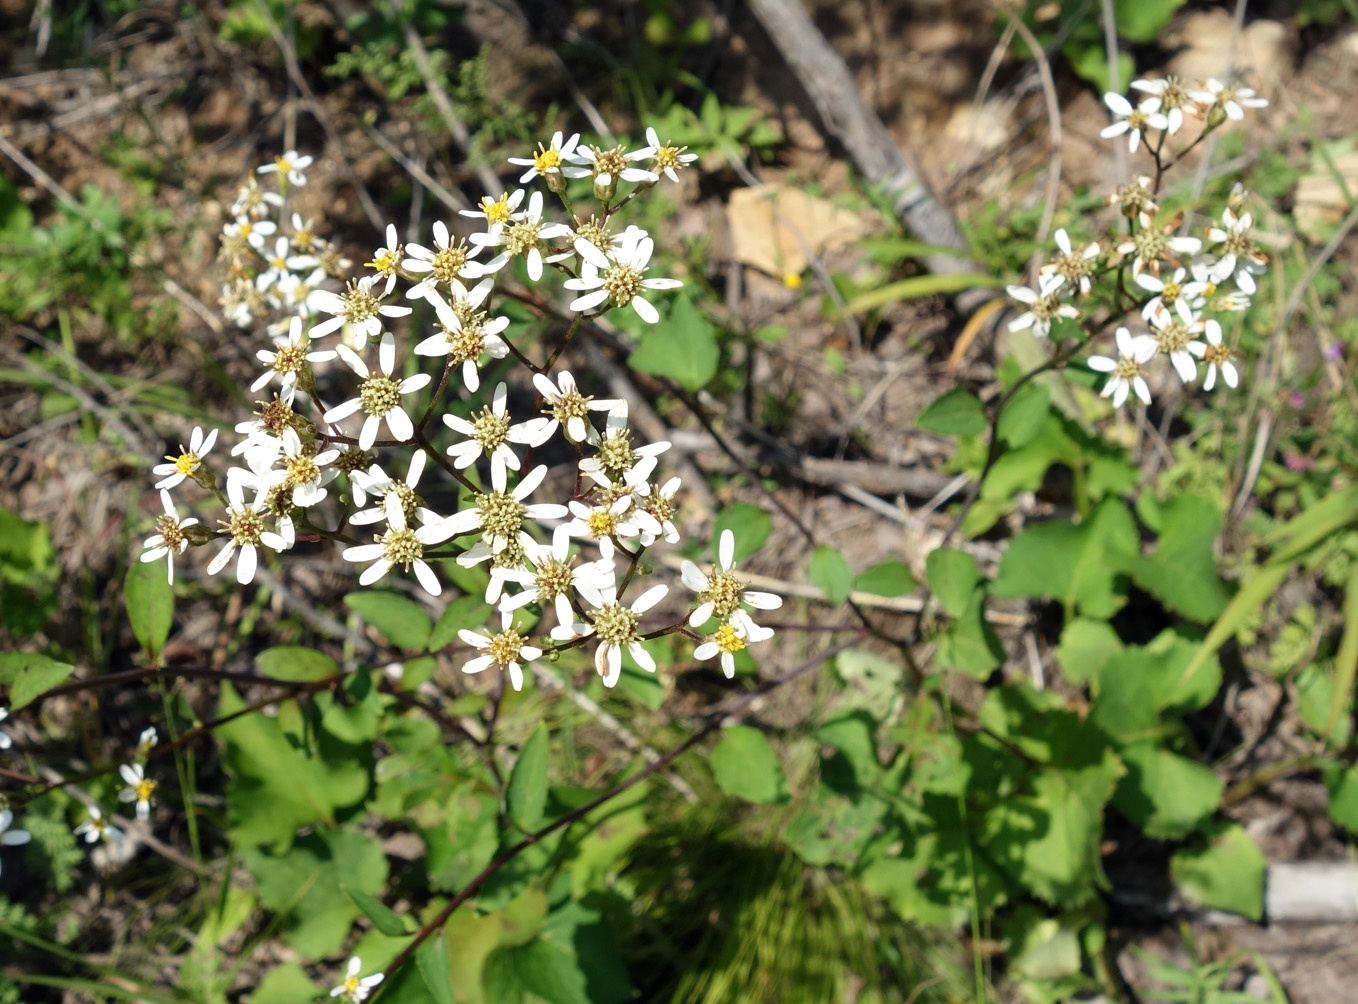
172;452;199;475
481;193;514;226
714;622;746;654
135;778;157;801
533;145;563;173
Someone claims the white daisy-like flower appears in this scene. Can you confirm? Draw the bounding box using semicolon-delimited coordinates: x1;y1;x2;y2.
1088;326;1158;408
365;223;405;295
458;609;543;692
495;526;615;627
259;236;320;289
563;494;661;546
307;275;412;347
252;316;336;402
323;334;432;450
118;762;157;822
1006;274;1079;338
508;130;581;185
74;805;124;845
1108;175;1159;219
524;370;616;445
351;450;430;520
1187;78;1268;122
403;220;485;300
1100;92;1168;154
680;530;783;638
470;190;573;282
1148;299;1207;383
136;727;157;757
278;427;340;507
551;582;670;687
414;280;511;393
331;956;384;1003
1200;319;1239;392
153;426;219;491
207;476;291;585
443;381;549;484
342;493;457;597
231;175;284;218
636;475;683;546
694;621;762;680
289;212;321;253
223;216;276;251
640;126;697;184
564;227;683;323
579;403;671;482
441;464;569;556
257;149;313;186
140;489;200;585
563;142;658;199
0;809;31;875
1206;205;1268;295
1130;76;1193;135
458;189;525;237
1135;266;1209;321
0;708;12;750
1118;213;1203;279
1041;228;1101;296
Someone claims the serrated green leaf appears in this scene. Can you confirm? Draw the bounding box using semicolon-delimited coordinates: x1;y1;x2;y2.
997;383;1050;448
1171;821;1265;920
853;561;917;597
1128;494;1229;622
935;587;1004;678
1053;618;1123;686
809;546;853;604
1113;743;1223;840
506;723;549;832
926;547;980;617
346;591;432;650
628;294;718;390
712;504;772;560
916;387;987;436
254;646;338;681
125;558;174;663
710;725;788;804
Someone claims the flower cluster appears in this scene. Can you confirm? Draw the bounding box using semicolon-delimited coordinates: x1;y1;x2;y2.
1006;73;1267;408
140;127;782;698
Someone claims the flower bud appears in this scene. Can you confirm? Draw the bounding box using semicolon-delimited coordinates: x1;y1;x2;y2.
592;175;617;203
191;463;217;492
545;170;566;194
1205;103;1227;131
183;523;219;546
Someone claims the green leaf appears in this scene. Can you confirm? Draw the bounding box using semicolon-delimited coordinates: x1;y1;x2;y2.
926;547;980;617
843;272;1005;314
248;965;320;1004
1326;763;1358;831
506;723;550;832
935;587;1004;678
343;886;409;937
430;595;493;653
1327;561;1358;739
809;546;853;604
628;293;718;391
1113;743;1224;840
417;937;458;1004
997;383;1050;448
1180;561;1291;690
125;558;174;663
345;591;433;650
710;725;788;804
853;561;917;597
1171;821;1266;920
1128;494;1229;622
5;654;75;711
712;504;772;560
254;646;338;681
916;387;987;436
1114;0;1188;42
616;664;664;708
815;711;881;787
1053;618;1123;686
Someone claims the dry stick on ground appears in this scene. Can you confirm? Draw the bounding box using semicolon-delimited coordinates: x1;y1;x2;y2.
1099;0;1128;186
1006;15;1062;251
361;120;471;213
745;0;994;314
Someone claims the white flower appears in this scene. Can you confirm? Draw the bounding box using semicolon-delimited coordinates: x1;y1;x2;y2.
640;126;697;184
403;220;485;300
1206;205;1267;295
259;236;320;288
74;805;124;845
153;426;218;491
331;956;384;1003
458;189;525;236
1135;266;1208;321
1088;326;1158;408
231;175;283;218
1130;76;1193;135
223;216;276;251
441;464;568;556
1100;92;1167;154
413;280;511;393
118;762;157;822
1187;78;1268;121
351;450;432;520
1200;319;1239;392
636;475;683;546
578;403;670;482
1041;228;1101;296
342;493;458;597
278;427;341;507
140;489;200;585
307;275;412;347
680;530;782;639
257;149;313;186
470;190;573;282
207;476;291;585
1148;299;1206;383
564;227;683;323
524;370;616;445
495;526;615;627
443;382;549;485
551;582;670;687
0;707;11;750
507;130;581;185
1006;274;1079;338
694;621;755;679
1108;175;1159;218
563;141;659;193
0;809;31;875
323;333;432;450
564;495;660;546
137;727;158;757
1118;213;1202;279
458;609;543;692
252;316;336;402
365;223;405;296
